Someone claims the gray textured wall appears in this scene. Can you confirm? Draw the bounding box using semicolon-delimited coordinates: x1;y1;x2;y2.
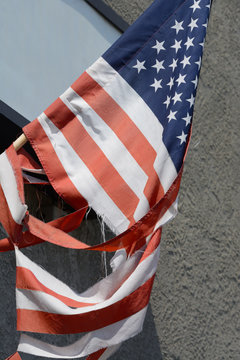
1;0;240;359
102;0;153;25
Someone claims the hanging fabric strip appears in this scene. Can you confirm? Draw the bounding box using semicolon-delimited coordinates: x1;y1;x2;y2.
0;146;182;255
5;352;22;360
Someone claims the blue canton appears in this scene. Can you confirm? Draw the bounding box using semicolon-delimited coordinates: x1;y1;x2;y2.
104;0;211;173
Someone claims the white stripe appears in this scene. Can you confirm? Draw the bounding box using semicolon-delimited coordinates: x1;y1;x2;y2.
87;57;178;193
38;113;129;234
22;172;49;184
153;197;178;231
60;88;150;222
21;167;45;174
18;307;147;358
0;152;27;224
15;246;141;304
16;245;159;314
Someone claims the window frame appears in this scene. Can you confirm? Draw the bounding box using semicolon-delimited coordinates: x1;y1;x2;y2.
0;0;128;141
0;100;29;153
84;0;129;32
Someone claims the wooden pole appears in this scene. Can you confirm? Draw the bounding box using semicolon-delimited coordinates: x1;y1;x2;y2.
13;133;28;151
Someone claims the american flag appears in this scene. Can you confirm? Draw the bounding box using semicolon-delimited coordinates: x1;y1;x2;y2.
1;0;211;359
23;0;211;236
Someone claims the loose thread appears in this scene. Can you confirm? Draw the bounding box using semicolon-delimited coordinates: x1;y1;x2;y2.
85;207;91;220
97;214;108;278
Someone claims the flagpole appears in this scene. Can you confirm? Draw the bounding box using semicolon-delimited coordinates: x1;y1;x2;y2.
13;133;28;151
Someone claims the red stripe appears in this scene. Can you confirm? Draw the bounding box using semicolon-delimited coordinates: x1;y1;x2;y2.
140;228;161;263
86;348;107;360
72;72;165;209
25;214;89;250
126;226;161;257
18;148;42;172
23;118;88;211
17;275;155;334
126;236;147;257
6;146;25;205
0;205;86;252
16;267;95;308
0;185;23;245
8;207;86;251
5;352;22;360
113;166;182;250
44;98;138;225
0;237;13;252
22;212;146;253
47;206;86;233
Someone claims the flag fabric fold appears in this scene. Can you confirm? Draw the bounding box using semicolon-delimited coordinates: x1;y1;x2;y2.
0;0;211;358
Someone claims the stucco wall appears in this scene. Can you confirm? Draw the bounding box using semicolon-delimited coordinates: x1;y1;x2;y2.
0;0;239;359
102;0;153;25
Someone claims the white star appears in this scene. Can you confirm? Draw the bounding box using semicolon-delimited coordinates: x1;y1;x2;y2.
206;2;211;9
132;60;146;73
163;95;171;108
177;131;188;145
203;20;208;28
171;20;184;34
171;39;182;54
185;36;195;50
150;78;163;92
195;57;201;70
190;0;201;13
187;94;195;107
152;40;166;54
172;91;183;104
176;74;187;86
152;59;165;73
182;113;192;126
181;55;191;69
167;110;177;122
169;58;178;72
192;75;198;89
199;41;205;48
188;18;198;31
167;77;175;90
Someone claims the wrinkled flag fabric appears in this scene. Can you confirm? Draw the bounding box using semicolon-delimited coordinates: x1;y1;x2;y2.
0;0;211;358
